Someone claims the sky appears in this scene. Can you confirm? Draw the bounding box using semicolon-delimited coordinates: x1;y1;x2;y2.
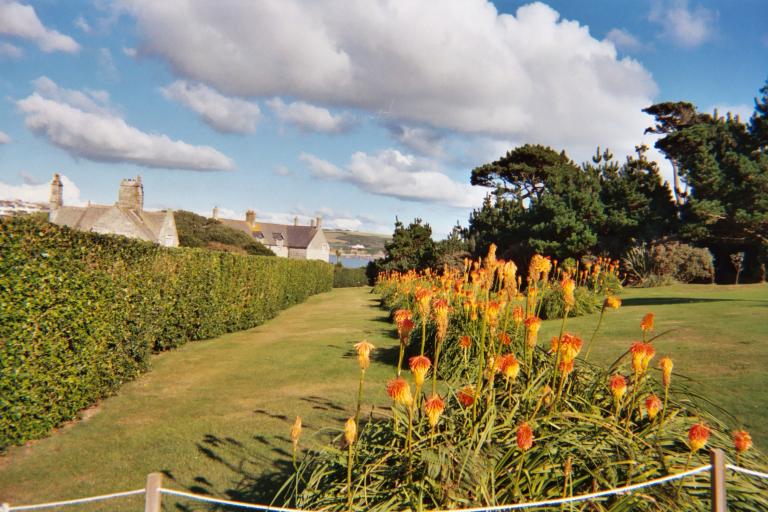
0;0;766;237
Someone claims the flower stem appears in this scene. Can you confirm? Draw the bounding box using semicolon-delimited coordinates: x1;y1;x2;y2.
347;442;354;511
584;306;605;361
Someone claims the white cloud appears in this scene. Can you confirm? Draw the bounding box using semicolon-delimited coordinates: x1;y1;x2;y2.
649;0;716;48
0;1;80;53
74;15;91;34
0;41;23;58
17;77;234;171
119;0;657;159
0;174;84;205
161;80;261;134
605;28;644;53
0;130;10;144
274;165;293;176
98;47;119;82
387;124;444;158
267;98;352;134
122;46;137;58
301;148;489;208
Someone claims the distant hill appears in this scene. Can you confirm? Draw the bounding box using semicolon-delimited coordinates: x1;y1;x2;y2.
324;229;390;257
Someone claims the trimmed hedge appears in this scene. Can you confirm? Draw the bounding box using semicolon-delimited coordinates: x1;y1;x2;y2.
332;266;369;287
0;217;333;449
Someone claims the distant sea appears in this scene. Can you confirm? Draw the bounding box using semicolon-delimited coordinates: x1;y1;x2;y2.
330;255;373;268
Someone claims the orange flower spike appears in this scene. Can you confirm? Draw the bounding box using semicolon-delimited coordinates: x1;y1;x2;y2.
386;377;413;407
558;333;583;363
459;335;472;349
457;385;475;407
630;342;655;374
524;315;542;348
512;305;524;325
604;296;621;310
640;313;654;333
645;394;662;420
659;356;673;388
393;309;412;324
688;423;710;452
503;260;518;288
516;422;534;451
610;374;627;402
415;288;432;317
499;354;520;381
344;417;357;445
409;355;431;387
290;415;302;449
354;340;375;370
560;276;576;307
397;318;415;344
734;430;753;454
424;394;445;427
559;359;574;376
432;299;450;341
549;336;559;354
499;332;511;347
485;300;501;327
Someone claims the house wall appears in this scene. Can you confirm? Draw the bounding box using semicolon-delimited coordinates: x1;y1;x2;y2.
269;244;289;257
305;229;330;262
288;248;307;259
157;210;179;247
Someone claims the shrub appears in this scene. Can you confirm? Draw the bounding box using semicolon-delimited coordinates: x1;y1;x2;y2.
333;266;369;287
649;242;714;283
0;217;332;449
174;210;275;256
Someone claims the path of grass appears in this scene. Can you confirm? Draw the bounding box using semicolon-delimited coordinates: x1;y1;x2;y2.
539;283;768;446
0;287;400;510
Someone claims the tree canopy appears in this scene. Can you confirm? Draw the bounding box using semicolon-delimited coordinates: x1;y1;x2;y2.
174;210;275;256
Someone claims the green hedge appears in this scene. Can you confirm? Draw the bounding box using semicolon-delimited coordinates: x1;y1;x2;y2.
0;217;333;449
332;266;369;287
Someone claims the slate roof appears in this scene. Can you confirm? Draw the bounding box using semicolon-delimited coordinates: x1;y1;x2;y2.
51;205;171;243
219;219;320;249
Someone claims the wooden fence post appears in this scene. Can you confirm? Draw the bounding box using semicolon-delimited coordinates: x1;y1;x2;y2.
145;472;163;512
710;448;727;512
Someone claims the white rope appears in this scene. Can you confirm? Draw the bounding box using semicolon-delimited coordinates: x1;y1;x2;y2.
726;464;768;480
432;464;712;512
160;488;310;512
7;489;144;511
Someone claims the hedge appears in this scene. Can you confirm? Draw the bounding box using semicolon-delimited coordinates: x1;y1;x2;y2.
0;217;333;449
332;266;369;287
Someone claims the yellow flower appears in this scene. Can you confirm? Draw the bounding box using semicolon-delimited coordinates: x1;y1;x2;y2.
529;254;552;281
524;315;542;347
424;394;445;427
630;342;655;374
498;354;520;381
659;356;673;388
610;374;627;403
408;355;431;387
432;298;450;342
645;394;662;420
561;277;576;307
688;423;710;452
604;296;621;309
290;415;302;448
354;340;375;370
344;417;357;445
386;377;413;406
558;333;583;364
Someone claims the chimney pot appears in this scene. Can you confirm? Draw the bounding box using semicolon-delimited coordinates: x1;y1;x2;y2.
315;216;322;228
212;206;219;219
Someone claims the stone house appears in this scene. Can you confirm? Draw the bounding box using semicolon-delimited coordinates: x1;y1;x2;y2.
48;174;179;247
216;208;330;262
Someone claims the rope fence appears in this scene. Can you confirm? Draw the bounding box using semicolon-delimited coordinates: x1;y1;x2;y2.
3;450;767;512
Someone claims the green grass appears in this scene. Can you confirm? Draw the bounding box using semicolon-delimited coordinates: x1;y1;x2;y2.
0;284;766;510
539;283;768;446
0;287;400;510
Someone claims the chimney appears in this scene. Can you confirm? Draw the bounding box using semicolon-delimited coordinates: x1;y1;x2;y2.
50;173;63;209
310;219;315;227
212;206;219;220
117;175;144;210
293;216;298;226
315;216;322;228
245;209;256;227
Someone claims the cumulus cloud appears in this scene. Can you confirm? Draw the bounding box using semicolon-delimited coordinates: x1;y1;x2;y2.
268;98;352;134
119;0;657;159
161;80;261;134
0;1;80;53
122;46;137;58
301;149;488;208
74;15;91;33
0;41;23;58
605;28;644;53
649;0;716;48
17;77;234;171
0;173;84;205
98;47;119;82
0;130;10;144
387;124;445;158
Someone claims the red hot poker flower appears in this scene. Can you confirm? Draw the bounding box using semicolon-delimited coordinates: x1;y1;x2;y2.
734;430;753;454
457;385;475;407
386;377;413;407
645;394;662;420
424;394;445;427
516;422;534;451
408;355;431;387
640;313;654;332
688;423;710;452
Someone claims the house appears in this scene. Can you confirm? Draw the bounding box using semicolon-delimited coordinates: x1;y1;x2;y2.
216;208;330;262
0;199;48;217
48;174;179;247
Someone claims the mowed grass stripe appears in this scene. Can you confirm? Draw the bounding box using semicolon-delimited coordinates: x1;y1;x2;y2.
0;287;399;510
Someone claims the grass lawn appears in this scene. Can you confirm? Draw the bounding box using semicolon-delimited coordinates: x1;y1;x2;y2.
539;283;768;447
0;287;401;511
0;284;766;510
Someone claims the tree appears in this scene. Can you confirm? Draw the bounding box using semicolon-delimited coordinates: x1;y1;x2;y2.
750;79;768;150
174;210;275;256
379;218;438;272
436;222;471;270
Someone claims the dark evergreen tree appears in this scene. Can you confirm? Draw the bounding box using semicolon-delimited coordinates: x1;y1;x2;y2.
379;218;438;272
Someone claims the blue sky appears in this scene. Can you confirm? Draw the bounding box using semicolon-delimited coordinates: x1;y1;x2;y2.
0;0;766;237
